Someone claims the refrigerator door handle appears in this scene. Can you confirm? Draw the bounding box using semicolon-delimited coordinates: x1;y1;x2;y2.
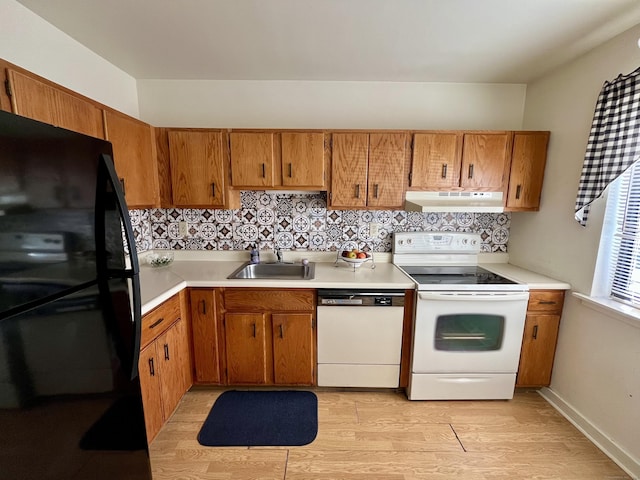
97;153;143;380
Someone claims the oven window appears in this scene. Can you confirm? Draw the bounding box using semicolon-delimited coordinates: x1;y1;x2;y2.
434;314;504;351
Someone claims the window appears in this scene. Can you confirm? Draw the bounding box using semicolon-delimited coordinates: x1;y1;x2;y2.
599;162;640;307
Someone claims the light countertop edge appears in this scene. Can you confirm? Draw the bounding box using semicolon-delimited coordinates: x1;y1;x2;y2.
139;259;571;315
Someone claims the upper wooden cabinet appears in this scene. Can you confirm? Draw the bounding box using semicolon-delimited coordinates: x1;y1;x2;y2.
506;132;550;211
410;132;463;189
230;132;275;188
103;110;159;208
280;132;325;188
229;131;326;189
168;130;231;208
330;132;407;209
6;69;104;138
460;132;512;190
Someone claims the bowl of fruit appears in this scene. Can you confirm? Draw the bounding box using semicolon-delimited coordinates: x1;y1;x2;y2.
339;248;372;267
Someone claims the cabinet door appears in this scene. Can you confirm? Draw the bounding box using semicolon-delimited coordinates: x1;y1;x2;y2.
7;69;103;138
281;132;325;188
411;133;462;188
158;319;191;421
169;130;227;207
330;133;369;208
506;132;550;210
460;133;511;189
367;133;407;208
272;313;314;385
190;289;222;384
516;314;561;387
138;342;164;443
229;132;275;187
103;110;159;207
225;313;269;384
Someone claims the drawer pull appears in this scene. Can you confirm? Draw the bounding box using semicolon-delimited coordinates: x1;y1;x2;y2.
355;184;360;199
279;324;284;338
515;184;522;199
148;358;155;376
261;163;266;178
468;164;474;179
532;325;538;339
211;182;216;197
149;317;164;329
538;301;556;305
442;163;447;178
164;343;170;360
252;323;256;338
288;162;292;178
199;299;207;315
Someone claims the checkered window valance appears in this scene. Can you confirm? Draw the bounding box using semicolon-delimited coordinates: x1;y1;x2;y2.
575;66;640;226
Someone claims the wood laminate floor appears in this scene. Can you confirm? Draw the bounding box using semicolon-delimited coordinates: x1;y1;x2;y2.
149;389;630;480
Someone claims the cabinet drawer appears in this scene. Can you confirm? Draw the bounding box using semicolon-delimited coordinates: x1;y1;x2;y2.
141;295;181;348
527;290;565;313
224;289;315;311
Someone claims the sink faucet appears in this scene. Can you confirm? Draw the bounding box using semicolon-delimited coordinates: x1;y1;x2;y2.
275;248;284;263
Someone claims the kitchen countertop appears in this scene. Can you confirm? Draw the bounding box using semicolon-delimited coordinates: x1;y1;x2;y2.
138;252;571;315
140;259;415;314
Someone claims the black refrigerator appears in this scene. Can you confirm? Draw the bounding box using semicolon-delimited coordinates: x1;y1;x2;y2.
0;110;152;479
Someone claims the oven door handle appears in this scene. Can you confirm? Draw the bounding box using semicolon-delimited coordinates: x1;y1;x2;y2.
418;292;530;302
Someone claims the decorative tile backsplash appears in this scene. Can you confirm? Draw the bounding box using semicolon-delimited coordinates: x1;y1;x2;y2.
130;191;510;254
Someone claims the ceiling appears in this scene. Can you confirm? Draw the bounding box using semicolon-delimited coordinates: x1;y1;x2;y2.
16;0;640;83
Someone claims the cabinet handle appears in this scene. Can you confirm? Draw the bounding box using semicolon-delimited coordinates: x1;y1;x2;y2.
442;164;447;178
288;163;292;178
252;323;256;338
164;343;170;360
211;182;216;197
468;164;474;179
515;184;522;199
148;358;155;376
355;184;360;198
149;317;164;329
279;324;284;338
261;163;265;178
199;299;207;314
119;178;126;195
374;184;379;198
532;325;538;340
539;300;556;305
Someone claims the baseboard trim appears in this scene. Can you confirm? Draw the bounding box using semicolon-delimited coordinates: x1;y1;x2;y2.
539;387;639;479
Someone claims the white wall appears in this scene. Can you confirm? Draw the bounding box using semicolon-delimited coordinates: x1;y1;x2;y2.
0;0;139;117
138;79;526;129
510;24;640;476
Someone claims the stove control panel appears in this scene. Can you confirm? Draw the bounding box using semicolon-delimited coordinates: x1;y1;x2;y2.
393;232;480;254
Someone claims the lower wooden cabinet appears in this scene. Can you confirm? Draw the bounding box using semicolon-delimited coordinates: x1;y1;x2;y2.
138;293;192;443
189;288;224;384
223;288;316;386
516;290;565;387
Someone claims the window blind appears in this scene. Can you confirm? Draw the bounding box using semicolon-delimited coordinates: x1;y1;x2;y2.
609;161;640;306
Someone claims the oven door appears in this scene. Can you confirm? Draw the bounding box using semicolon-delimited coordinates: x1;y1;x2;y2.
412;291;529;373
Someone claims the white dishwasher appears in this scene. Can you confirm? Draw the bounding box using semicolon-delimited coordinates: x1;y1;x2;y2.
317;289;405;388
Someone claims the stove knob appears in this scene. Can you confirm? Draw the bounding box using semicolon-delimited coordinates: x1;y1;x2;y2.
471;239;478;246
398;240;404;245
462;238;468;245
407;238;413;245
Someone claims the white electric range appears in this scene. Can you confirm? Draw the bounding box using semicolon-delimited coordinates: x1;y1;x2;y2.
393;232;529;400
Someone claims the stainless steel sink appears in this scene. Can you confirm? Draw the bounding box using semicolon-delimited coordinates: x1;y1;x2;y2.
227;261;315;280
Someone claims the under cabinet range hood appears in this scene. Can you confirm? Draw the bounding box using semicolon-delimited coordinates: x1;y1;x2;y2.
404;191;504;213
